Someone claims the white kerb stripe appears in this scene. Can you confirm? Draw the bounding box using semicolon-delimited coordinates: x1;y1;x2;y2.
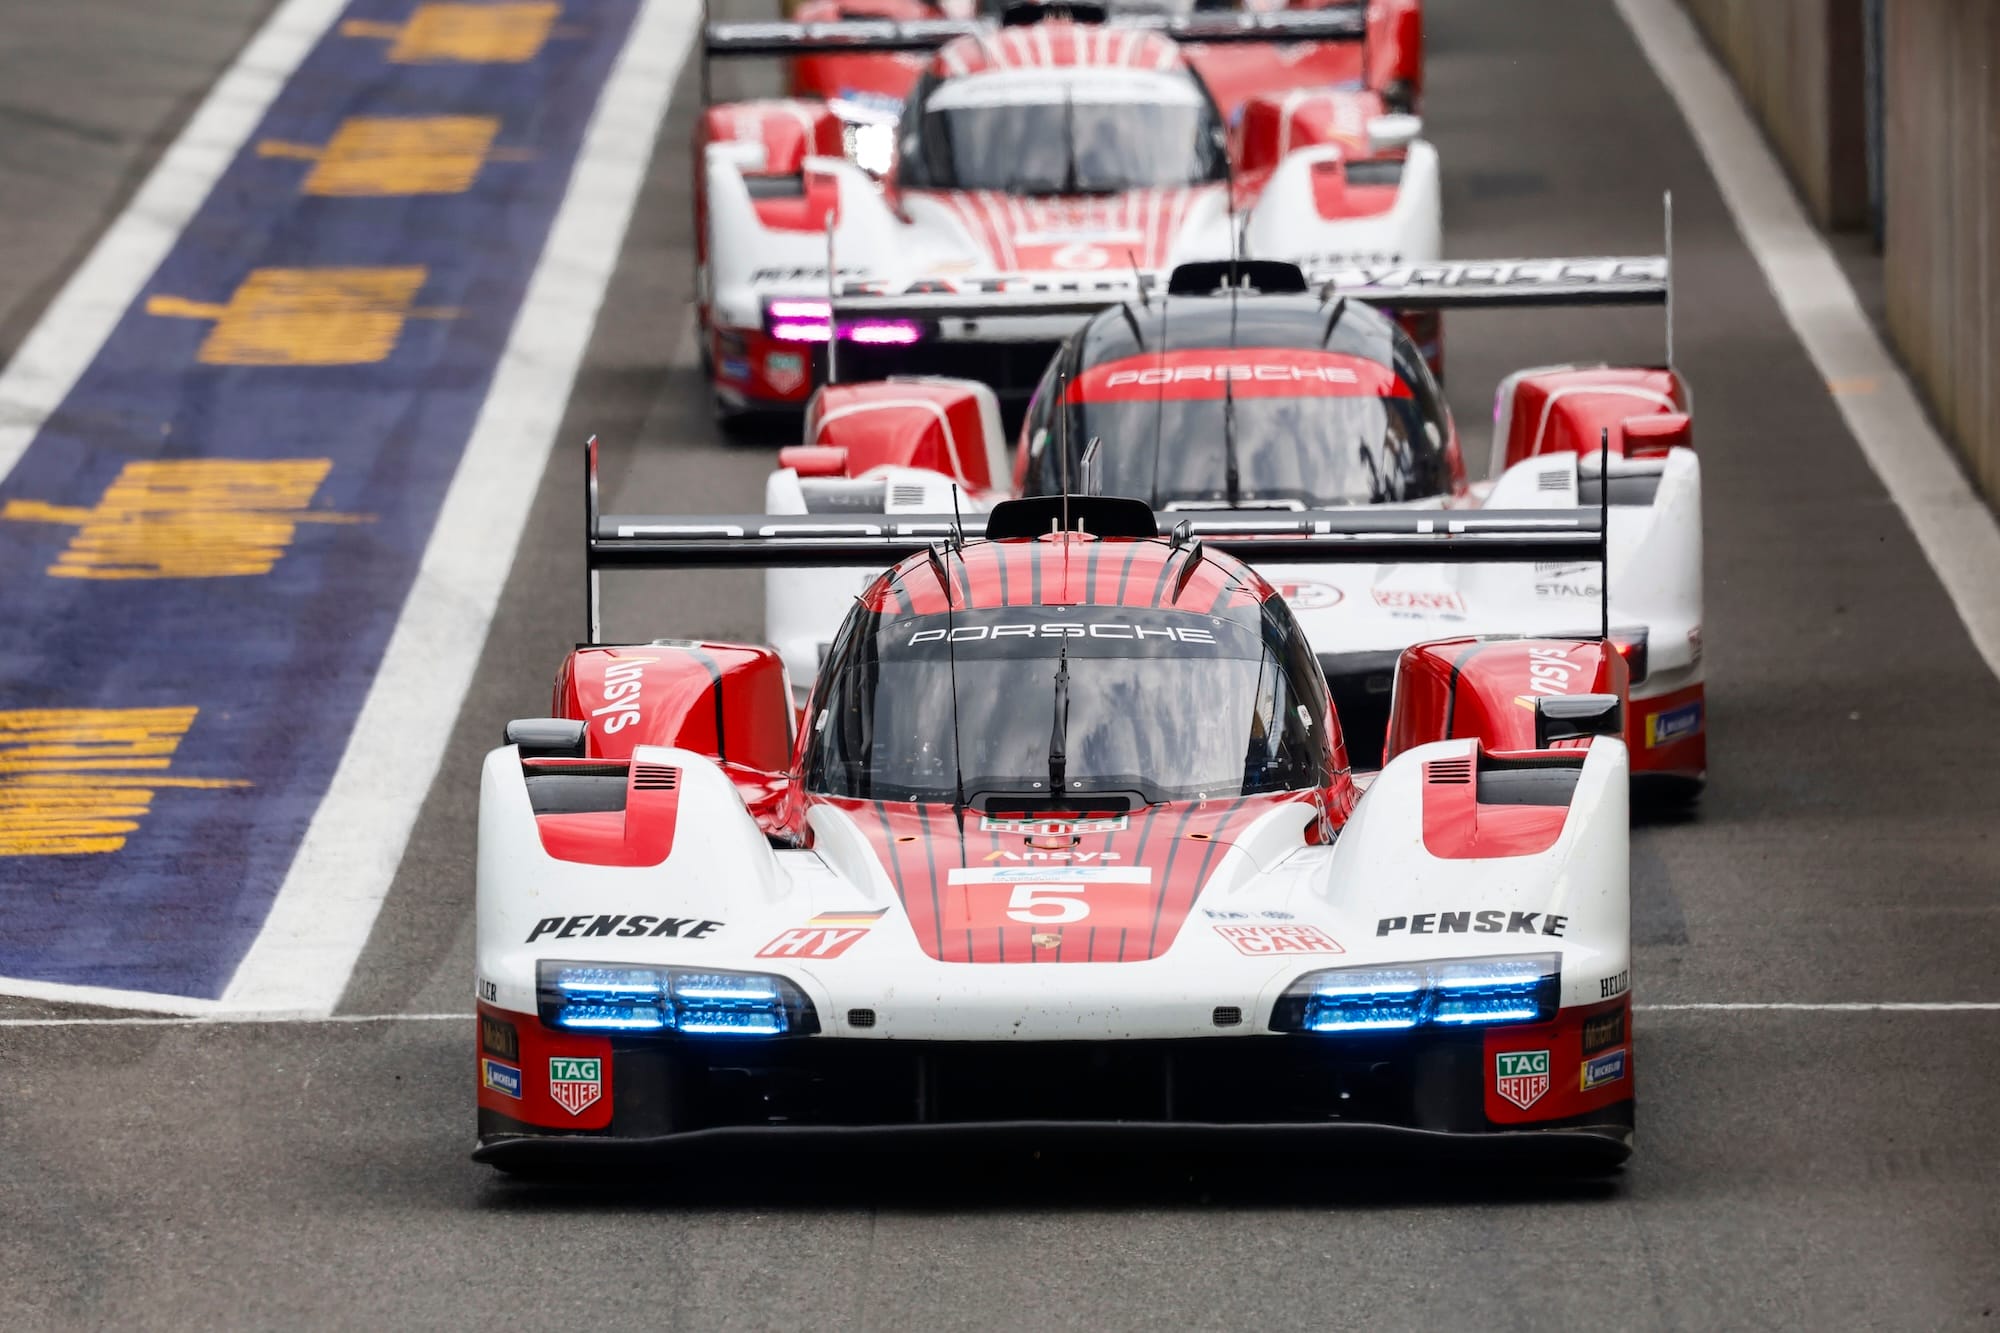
219;0;698;1016
0;0;348;484
1617;0;2000;680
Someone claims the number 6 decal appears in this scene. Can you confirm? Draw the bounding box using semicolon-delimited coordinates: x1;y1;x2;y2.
1006;883;1090;924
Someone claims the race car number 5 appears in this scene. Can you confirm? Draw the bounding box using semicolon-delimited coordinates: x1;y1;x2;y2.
1006;883;1090;923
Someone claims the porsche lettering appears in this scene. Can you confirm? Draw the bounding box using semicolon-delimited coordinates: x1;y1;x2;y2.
1103;363;1360;389
907;622;1216;646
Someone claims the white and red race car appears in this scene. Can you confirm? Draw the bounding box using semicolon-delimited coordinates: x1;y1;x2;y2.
696;3;1438;428
778;1;1426;131
470;460;1634;1167
759;256;1707;798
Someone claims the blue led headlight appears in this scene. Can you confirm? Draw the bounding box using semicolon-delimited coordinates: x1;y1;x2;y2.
537;963;819;1036
1271;954;1560;1034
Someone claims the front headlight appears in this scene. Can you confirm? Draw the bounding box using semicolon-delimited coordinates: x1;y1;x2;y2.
537;962;821;1036
1271;954;1559;1034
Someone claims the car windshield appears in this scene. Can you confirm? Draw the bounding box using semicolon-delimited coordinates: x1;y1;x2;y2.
1030;351;1452;507
807;603;1329;804
908;69;1226;194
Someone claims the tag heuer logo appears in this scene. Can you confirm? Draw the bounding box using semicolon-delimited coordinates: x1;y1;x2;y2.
1494;1049;1551;1111
548;1056;603;1117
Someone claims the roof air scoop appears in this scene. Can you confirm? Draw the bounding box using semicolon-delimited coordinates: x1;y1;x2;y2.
985;495;1159;539
1167;260;1309;296
1000;2;1109;25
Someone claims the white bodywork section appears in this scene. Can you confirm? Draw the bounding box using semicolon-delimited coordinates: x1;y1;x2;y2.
477;738;1629;1041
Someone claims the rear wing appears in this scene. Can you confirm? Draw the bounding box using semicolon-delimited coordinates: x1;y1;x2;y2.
1311;256;1667;310
814;254;1668;345
703;6;1365;62
581;440;1603;642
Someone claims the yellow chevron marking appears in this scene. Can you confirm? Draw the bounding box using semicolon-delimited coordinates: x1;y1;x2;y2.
343;4;561;64
0;710;248;856
1;459;367;579
146;266;437;365
260;116;503;196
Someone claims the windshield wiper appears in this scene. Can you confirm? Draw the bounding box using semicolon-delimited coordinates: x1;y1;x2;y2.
1221;366;1242;507
1060;84;1082;198
1048;644;1070;796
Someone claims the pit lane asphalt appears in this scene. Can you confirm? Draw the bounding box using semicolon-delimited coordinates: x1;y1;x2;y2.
4;0;1998;1327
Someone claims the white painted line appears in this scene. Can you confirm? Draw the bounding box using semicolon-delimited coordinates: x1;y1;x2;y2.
0;0;348;482
219;0;700;1016
1639;1002;2000;1013
1617;0;2000;679
5;1003;1999;1029
0;1012;468;1029
0;978;224;1017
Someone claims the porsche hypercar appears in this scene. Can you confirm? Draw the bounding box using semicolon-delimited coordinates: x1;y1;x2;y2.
469;451;1636;1168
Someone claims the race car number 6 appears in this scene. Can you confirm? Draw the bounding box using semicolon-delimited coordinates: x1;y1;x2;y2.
1006;883;1090;923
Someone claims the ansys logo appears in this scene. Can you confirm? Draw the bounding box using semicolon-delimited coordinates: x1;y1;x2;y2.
548;1057;602;1117
1494;1049;1551;1111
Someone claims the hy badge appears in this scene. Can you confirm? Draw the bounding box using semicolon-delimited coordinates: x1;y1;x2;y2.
548;1056;603;1117
1494;1050;1551;1111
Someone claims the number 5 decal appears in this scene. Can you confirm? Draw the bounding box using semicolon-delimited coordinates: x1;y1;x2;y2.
1006;883;1090;924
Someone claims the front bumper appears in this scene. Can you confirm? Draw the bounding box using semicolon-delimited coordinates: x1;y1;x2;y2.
475;1018;1635;1166
474;1116;1631;1171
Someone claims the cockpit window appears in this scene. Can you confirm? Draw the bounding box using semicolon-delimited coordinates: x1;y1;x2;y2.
900;68;1227;194
1027;348;1453;507
807;601;1331;804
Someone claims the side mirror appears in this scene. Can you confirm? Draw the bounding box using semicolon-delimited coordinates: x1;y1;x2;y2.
504;717;587;758
1534;694;1623;749
1366;113;1423;155
778;445;850;477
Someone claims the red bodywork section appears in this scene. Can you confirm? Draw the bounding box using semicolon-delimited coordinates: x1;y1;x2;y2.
1493;366;1690;471
915;186;1224;273
1417;753;1567;860
556;643;792;772
1483;995;1633;1125
1386;637;1630;763
817;792;1332;963
1232;88;1402;222
476;1003;614;1131
548;642;794;836
800;378;1007;493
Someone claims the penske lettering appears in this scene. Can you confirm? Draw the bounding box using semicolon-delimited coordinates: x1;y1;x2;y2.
524;914;723;943
1376;910;1568;937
